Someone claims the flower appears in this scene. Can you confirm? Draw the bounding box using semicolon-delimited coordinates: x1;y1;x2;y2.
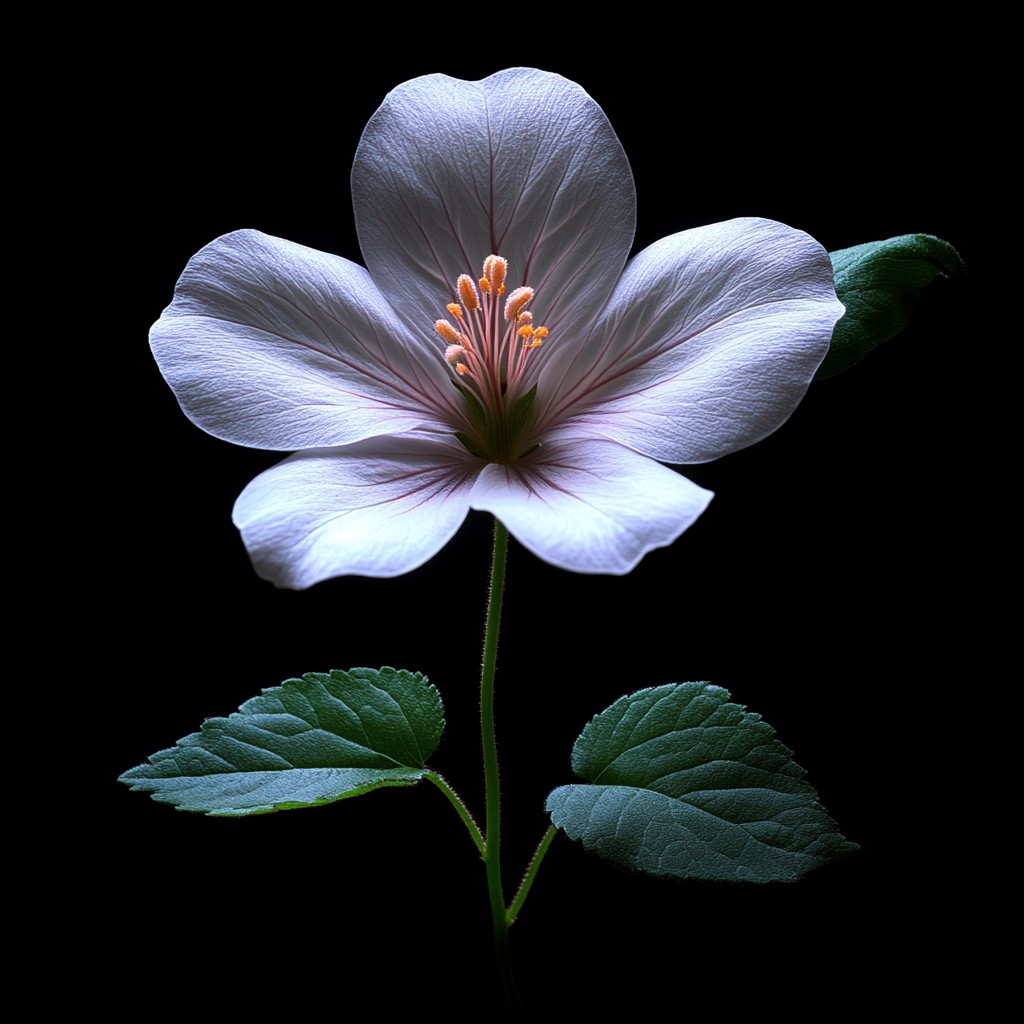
150;69;844;588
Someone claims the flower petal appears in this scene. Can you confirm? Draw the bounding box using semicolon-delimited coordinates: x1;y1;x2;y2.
468;439;713;574
233;436;481;587
539;219;844;463
353;68;635;340
151;230;459;451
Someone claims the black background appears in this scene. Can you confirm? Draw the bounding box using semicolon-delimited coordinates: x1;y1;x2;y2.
93;26;975;1018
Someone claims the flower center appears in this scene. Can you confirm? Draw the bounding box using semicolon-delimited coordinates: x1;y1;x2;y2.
434;255;549;463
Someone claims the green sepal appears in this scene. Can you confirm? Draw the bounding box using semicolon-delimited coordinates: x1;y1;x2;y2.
509;383;537;438
546;682;857;883
453;378;488;436
819;233;963;378
120;667;444;816
454;431;487;459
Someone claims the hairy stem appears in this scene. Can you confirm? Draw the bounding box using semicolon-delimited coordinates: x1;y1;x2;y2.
480;519;521;1015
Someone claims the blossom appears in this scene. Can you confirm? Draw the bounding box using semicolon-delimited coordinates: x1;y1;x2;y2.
150;69;844;588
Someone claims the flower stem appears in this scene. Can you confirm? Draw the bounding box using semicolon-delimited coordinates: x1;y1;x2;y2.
507;826;557;926
480;519;521;1015
425;772;485;856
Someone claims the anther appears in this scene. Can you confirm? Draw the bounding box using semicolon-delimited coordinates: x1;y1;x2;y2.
504;286;534;321
435;319;464;345
445;344;469;367
483;255;507;294
458;275;480;311
447;302;463;319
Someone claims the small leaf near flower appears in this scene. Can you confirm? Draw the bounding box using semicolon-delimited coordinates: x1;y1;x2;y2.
546;682;857;883
819;233;963;378
120;668;443;816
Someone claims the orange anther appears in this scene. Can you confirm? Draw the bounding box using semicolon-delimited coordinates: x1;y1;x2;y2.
445;343;469;366
458;275;480;311
483;254;507;294
504;286;533;321
435;319;463;344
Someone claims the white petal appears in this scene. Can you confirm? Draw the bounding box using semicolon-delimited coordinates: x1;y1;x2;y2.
539;219;845;463
151;230;458;450
233;436;481;587
353;68;635;341
468;439;713;574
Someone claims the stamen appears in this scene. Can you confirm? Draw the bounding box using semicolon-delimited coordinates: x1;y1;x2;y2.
445;343;469;367
504;286;533;321
434;255;552;453
435;319;464;345
524;326;548;349
458;275;480;311
483;254;507;294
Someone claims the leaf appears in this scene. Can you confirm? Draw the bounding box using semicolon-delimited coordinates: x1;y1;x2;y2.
546;683;856;883
120;667;444;816
818;233;963;378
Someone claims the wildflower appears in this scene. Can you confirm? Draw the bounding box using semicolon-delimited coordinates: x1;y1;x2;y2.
151;69;843;587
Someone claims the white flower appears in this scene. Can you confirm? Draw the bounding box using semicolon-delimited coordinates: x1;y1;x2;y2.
150;69;844;588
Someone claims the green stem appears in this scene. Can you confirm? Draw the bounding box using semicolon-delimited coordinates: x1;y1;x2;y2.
507;826;557;926
425;772;485;857
480;519;521;1014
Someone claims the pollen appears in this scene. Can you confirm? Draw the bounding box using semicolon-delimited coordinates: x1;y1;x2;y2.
523;326;547;349
447;302;463;318
435;319;464;345
445;343;469;369
482;254;507;295
458;274;480;311
504;286;533;321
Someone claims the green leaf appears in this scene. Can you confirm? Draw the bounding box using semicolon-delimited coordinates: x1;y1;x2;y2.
120;667;444;816
819;233;963;378
546;683;856;883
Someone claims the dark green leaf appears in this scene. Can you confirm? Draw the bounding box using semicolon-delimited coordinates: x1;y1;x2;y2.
120;667;443;816
546;683;856;883
819;233;963;378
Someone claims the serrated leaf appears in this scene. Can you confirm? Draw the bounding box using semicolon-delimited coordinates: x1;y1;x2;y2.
818;233;963;378
546;683;856;883
120;667;443;816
